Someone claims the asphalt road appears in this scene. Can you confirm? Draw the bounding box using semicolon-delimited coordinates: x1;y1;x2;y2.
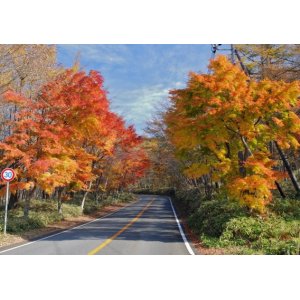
0;195;194;255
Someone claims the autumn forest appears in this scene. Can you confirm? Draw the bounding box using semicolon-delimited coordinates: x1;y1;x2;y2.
0;44;299;254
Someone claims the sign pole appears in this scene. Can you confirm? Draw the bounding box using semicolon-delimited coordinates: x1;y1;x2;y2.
1;168;15;235
4;181;9;235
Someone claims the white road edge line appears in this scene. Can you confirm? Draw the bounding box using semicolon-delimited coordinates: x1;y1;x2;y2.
168;197;195;255
0;199;140;254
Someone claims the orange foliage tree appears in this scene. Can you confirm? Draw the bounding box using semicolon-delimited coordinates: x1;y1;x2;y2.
166;55;300;212
0;69;149;214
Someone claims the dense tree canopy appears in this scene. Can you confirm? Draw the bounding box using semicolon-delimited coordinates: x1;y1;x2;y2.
165;55;300;212
0;68;149;213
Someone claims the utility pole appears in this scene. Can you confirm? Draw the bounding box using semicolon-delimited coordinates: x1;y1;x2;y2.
230;44;235;64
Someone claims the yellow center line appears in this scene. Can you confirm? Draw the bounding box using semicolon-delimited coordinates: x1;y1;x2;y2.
88;199;154;255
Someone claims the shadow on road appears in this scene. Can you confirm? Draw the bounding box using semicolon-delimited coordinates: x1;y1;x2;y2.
31;197;184;244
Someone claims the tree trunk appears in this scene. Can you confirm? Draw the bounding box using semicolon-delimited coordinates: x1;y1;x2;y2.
274;141;300;194
238;151;246;177
81;181;93;213
203;174;212;199
225;142;231;158
58;198;62;214
240;137;287;198
275;181;286;198
235;48;290;198
42;191;49;200
241;136;253;157
8;192;19;210
95;193;100;205
57;188;64;214
24;197;30;218
23;187;36;218
104;178;108;191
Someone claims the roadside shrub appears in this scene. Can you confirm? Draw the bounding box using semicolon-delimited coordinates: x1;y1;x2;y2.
3;216;45;233
0;200;80;233
220;216;300;254
83;202;101;214
62;204;82;218
102;192;136;206
188;198;248;237
133;188;175;196
82;192;136;214
18;199;57;213
168;187;300;254
114;192;136;202
175;188;201;215
268;198;300;220
200;235;222;248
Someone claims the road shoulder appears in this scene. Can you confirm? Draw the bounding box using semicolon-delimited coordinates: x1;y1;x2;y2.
168;196;200;255
170;195;227;255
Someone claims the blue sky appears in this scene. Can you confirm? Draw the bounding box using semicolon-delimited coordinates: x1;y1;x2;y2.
57;45;211;134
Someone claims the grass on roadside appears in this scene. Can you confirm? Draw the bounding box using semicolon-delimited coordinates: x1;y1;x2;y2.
0;192;136;236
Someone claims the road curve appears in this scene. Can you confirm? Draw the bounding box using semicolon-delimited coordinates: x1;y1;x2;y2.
0;195;193;255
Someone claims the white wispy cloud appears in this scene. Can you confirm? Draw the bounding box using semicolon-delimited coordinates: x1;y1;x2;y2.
109;84;171;132
59;44;128;65
57;44;212;133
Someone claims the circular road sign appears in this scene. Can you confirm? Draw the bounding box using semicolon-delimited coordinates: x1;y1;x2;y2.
1;168;16;182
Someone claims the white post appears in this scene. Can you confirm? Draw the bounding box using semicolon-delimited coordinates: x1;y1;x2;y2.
4;181;9;235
